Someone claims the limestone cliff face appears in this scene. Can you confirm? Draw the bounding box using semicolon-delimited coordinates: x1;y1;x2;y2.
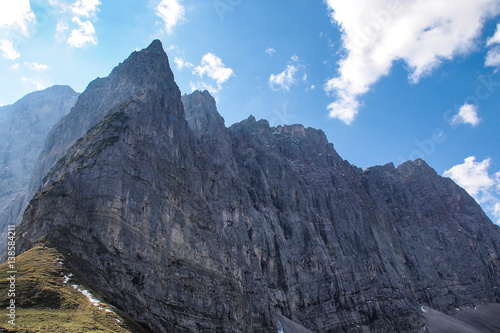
0;85;78;245
16;40;500;333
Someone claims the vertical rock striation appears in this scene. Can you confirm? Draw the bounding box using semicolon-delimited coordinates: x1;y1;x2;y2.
15;40;500;332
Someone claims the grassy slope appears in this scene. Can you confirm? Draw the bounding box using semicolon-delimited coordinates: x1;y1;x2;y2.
0;241;149;332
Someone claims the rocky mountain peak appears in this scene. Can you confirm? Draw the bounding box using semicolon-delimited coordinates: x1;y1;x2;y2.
182;90;224;138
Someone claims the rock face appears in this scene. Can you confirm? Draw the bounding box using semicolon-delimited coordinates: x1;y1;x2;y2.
16;40;500;333
0;86;78;241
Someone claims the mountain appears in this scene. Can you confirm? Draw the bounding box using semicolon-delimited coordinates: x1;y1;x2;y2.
14;40;500;332
0;86;79;244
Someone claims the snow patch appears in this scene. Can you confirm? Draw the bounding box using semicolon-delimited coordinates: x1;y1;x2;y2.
72;284;101;307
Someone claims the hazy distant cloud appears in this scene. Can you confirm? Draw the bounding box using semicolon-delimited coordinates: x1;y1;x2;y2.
174;57;193;70
451;103;481;126
324;0;500;124
193;53;234;91
0;39;20;60
21;77;47;91
156;0;186;34
189;81;218;95
444;156;500;224
51;0;100;48
265;48;276;55
11;63;20;70
24;62;49;71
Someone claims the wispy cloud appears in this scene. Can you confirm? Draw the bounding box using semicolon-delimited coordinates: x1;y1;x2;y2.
193;53;234;92
24;62;49;71
174;57;193;70
487;23;500;46
269;55;307;92
444;156;500;225
0;39;20;60
451;103;481;126
265;47;276;55
324;0;500;124
156;0;186;34
270;65;299;91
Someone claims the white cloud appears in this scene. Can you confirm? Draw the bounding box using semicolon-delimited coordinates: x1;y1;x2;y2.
67;17;97;47
21;77;47;91
193;53;234;90
485;46;500;69
0;39;20;60
324;0;500;124
24;62;49;71
11;63;19;70
156;0;186;34
0;0;36;37
269;55;307;92
189;81;218;95
55;21;69;42
270;65;299;91
71;0;100;17
444;156;500;224
51;0;100;48
265;48;276;55
451;103;481;126
174;57;193;70
487;23;500;46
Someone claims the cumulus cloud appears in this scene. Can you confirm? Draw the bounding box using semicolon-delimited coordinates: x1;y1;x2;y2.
67;17;97;47
0;0;36;37
451;103;481;126
52;0;100;48
193;53;234;91
0;39;20;60
444;156;500;224
0;0;36;59
324;0;500;124
156;0;186;34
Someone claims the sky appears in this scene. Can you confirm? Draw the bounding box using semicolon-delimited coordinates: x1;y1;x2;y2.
0;0;499;224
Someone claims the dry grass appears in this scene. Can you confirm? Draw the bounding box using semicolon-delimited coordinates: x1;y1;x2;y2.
0;242;149;332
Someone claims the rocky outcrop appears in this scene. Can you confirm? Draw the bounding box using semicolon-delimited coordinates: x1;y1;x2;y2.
0;85;78;243
15;40;500;332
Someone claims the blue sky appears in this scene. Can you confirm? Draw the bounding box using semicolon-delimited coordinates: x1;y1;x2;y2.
0;0;499;224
